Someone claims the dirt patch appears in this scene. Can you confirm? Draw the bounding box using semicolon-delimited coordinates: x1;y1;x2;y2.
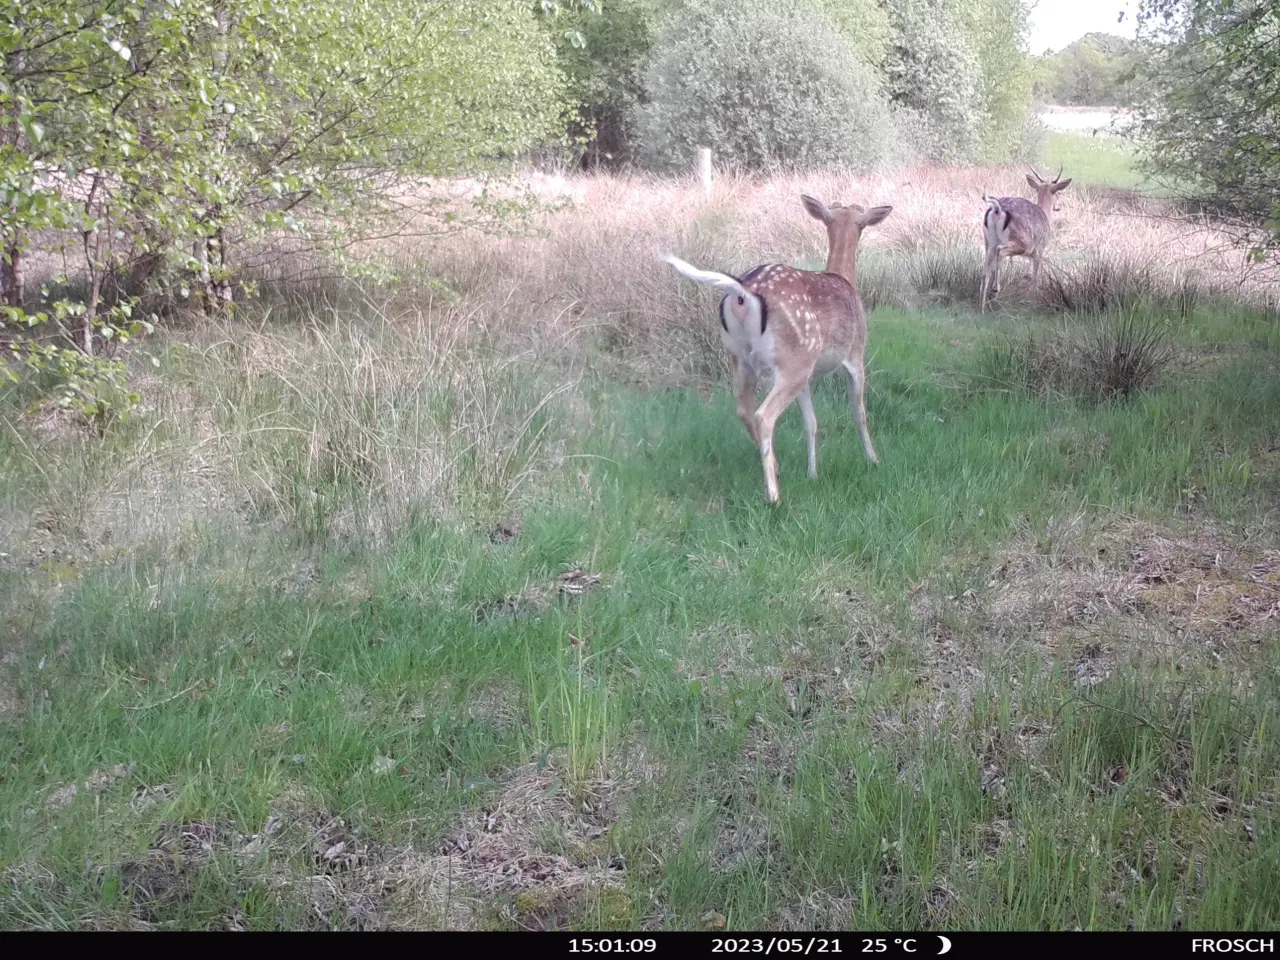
437;764;621;896
256;764;627;929
43;764;135;811
1131;541;1280;636
912;520;1279;682
0;679;22;718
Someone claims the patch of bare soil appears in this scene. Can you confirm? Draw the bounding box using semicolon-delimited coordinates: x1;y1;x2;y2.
472;568;604;623
434;763;624;929
912;521;1279;686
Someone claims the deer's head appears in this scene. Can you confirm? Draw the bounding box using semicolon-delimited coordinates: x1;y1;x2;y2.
1026;167;1072;212
800;195;892;281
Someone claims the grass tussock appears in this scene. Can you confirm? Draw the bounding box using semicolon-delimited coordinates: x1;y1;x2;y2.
977;309;1178;405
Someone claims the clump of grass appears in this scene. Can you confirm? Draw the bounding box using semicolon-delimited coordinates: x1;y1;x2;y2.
977;309;1176;404
1041;254;1216;318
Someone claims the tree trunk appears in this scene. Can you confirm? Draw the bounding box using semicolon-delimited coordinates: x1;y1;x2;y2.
202;6;234;315
2;240;21;308
4;45;26;308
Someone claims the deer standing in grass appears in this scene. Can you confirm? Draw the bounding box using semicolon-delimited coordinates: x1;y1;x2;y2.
980;166;1072;312
662;195;891;505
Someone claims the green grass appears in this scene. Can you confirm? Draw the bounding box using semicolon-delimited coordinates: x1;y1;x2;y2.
2;299;1279;930
1040;132;1146;192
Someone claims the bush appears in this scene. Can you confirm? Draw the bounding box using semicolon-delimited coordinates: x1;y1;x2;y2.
634;0;901;173
977;310;1175;405
1131;0;1280;262
1040;255;1209;317
956;0;1038;162
554;0;656;169
813;0;893;69
883;0;984;164
859;242;984;310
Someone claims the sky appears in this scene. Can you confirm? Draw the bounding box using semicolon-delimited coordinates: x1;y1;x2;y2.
1026;0;1140;54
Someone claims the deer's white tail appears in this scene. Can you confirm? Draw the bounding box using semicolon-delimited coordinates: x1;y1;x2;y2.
661;254;766;338
982;196;1010;251
661;255;750;299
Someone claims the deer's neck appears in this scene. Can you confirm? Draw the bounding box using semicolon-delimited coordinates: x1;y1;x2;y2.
825;232;860;286
1037;194;1055;222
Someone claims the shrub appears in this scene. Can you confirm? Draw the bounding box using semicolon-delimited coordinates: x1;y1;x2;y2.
883;0;984;164
976;310;1175;405
1040;255;1209;317
634;0;901;173
554;0;656;169
956;0;1038;162
813;0;894;69
859;242;984;310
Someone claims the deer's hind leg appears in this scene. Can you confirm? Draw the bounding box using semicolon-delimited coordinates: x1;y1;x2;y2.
753;368;814;504
796;384;818;479
980;247;1001;312
730;355;760;445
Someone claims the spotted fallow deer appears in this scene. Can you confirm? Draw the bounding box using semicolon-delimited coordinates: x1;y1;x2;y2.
980;166;1072;312
662;195;892;505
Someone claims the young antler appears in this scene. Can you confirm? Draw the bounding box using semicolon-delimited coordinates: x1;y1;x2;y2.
662;195;891;504
980;167;1072;312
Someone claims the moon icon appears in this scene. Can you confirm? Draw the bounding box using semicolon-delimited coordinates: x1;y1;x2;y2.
937;937;952;955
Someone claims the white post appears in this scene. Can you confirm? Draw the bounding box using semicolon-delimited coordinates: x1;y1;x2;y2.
696;147;712;199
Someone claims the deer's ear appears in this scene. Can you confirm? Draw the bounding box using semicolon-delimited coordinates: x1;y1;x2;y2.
1025;173;1042;191
800;195;830;223
1052;178;1073;192
860;205;893;227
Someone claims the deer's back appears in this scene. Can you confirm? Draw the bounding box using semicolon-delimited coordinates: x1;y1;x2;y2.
740;265;863;317
738;264;866;365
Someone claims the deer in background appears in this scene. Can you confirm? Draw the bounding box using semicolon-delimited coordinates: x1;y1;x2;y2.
662;195;892;505
980;166;1072;312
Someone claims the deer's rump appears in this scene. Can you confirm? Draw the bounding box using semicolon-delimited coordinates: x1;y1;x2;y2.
985;196;1049;252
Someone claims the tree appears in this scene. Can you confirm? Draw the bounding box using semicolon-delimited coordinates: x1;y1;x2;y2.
956;0;1037;160
882;0;984;164
2;1;570;418
553;0;656;168
634;0;901;173
1034;33;1146;106
1130;0;1280;259
814;0;894;69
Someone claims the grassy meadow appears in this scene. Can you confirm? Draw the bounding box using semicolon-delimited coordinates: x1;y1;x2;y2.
1;133;1278;930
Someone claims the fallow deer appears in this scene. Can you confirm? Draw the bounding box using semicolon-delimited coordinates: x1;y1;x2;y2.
662;195;891;505
980;166;1072;312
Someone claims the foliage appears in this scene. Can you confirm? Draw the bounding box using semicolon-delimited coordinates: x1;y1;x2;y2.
0;0;570;420
882;0;984;165
2;299;149;423
814;0;893;69
634;0;901;173
1130;0;1280;260
1034;33;1147;106
553;0;656;168
883;1;986;165
955;0;1037;161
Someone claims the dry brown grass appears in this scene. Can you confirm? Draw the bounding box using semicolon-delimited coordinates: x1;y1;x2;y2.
903;514;1280;705
387;167;1274;354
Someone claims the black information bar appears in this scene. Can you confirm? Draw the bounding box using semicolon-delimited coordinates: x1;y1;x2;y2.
6;932;1273;949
